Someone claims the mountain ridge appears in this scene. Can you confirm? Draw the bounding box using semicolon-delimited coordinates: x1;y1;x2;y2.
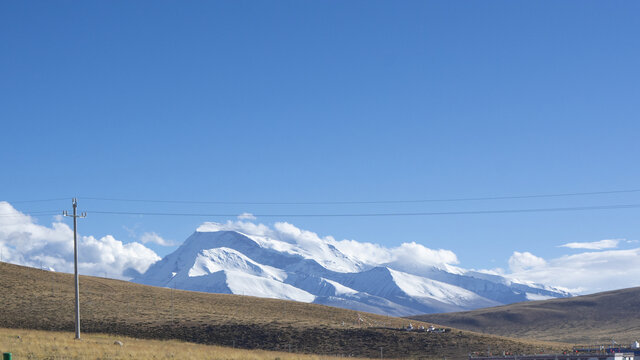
135;228;570;315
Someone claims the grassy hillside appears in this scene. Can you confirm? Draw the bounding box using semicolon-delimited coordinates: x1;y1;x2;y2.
410;287;640;344
0;262;570;359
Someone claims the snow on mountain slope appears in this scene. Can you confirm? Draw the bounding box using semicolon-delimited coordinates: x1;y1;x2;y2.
224;271;315;302
327;266;499;314
188;247;286;281
175;269;315;302
323;278;358;296
134;227;570;316
387;268;498;308
383;261;570;304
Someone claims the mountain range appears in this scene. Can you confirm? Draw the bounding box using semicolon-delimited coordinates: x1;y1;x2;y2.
134;226;570;316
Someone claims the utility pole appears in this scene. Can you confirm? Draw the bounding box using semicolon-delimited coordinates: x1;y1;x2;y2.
63;198;86;340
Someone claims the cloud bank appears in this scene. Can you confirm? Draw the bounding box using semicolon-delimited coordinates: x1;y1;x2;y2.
504;247;640;294
3;202;639;295
0;202;160;279
508;251;547;272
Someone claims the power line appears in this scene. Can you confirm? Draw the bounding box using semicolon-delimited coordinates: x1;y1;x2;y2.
79;188;640;205
2;188;639;205
1;203;639;219
1;198;69;204
0;211;61;217
86;203;640;218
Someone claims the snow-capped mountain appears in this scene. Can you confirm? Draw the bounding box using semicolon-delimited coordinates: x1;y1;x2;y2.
134;228;570;316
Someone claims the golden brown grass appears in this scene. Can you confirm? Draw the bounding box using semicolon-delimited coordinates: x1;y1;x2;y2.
0;327;376;360
0;262;572;359
410;287;640;344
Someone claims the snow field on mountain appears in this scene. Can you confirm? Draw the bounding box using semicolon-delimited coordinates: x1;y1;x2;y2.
188;247;286;281
388;268;488;304
224;271;316;303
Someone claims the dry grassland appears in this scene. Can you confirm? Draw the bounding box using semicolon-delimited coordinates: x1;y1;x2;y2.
0;262;571;359
411;287;640;344
0;327;375;360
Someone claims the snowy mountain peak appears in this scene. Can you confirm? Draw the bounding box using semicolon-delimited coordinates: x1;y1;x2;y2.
135;229;570;316
193;224;365;273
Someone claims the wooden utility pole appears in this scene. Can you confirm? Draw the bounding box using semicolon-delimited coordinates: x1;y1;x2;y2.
63;198;86;340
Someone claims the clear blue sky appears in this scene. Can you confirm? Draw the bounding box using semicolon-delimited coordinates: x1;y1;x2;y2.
1;1;639;271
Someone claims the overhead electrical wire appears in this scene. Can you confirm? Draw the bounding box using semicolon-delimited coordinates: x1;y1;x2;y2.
79;188;640;205
0;211;61;217
3;188;640;205
2;198;70;204
3;188;640;218
85;203;640;218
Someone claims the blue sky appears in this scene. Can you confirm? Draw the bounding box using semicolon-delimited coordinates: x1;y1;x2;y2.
1;1;639;290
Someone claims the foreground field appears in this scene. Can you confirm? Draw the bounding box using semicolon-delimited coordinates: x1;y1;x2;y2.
0;262;570;359
0;327;373;360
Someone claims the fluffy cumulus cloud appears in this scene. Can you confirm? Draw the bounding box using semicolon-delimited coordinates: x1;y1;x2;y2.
197;220;271;236
505;248;640;294
0;202;160;279
331;238;459;270
559;239;620;250
139;232;175;246
508;251;547;272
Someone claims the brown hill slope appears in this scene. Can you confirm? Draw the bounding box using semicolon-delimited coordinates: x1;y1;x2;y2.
0;262;571;359
410;287;640;344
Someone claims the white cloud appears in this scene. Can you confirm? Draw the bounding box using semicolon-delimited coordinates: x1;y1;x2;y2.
508;251;547;272
0;201;160;279
330;239;394;265
559;239;620;250
198;220;271;236
330;238;459;271
391;241;459;266
506;248;640;294
139;232;175;246
237;212;256;220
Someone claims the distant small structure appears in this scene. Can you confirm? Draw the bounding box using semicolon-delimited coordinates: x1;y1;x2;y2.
401;323;448;333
